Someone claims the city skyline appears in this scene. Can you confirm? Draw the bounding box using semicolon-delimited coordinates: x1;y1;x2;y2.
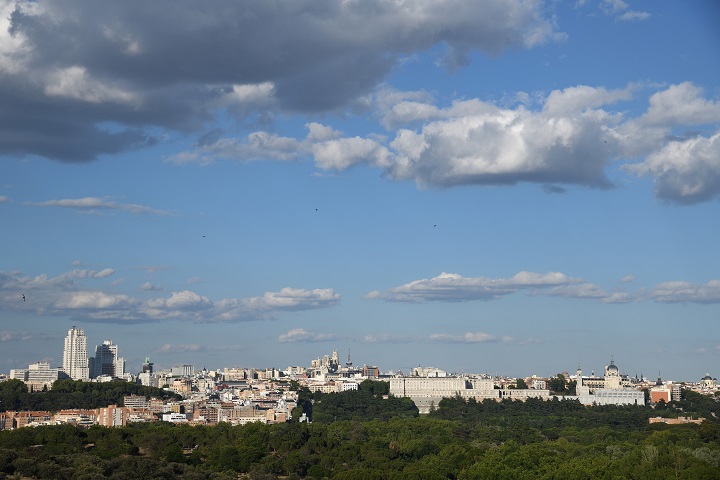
3;324;715;384
1;1;720;380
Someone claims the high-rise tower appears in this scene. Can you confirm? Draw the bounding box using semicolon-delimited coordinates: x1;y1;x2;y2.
89;339;125;378
62;326;89;380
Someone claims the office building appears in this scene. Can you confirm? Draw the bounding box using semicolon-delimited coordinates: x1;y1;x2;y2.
62;326;89;380
89;339;125;379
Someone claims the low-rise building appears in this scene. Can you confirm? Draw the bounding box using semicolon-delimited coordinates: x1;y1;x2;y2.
649;416;704;425
389;376;549;414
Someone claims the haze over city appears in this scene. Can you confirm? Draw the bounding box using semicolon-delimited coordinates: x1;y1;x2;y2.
1;0;719;381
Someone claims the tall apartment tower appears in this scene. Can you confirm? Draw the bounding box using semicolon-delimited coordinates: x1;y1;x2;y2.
89;339;125;379
62;326;89;380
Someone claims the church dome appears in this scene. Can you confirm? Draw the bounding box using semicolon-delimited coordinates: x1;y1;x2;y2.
702;373;713;381
607;361;618;372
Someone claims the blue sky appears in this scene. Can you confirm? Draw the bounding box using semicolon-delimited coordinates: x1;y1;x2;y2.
1;0;719;381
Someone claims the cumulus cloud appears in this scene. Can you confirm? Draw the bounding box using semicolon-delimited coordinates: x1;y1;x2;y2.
278;328;339;343
623;132;720;204
28;197;171;215
140;282;163;292
638;83;720;128
371;271;578;302
182;82;720;204
55;291;135;310
44;66;139;104
0;0;561;163
0;268;341;323
646;280;720;304
370;271;720;305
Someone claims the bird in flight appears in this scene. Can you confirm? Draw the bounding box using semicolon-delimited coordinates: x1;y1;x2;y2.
22;294;25;302
434;225;437;228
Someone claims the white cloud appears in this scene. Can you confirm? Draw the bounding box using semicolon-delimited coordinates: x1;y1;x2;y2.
140;282;163;292
362;334;417;344
601;0;629;14
372;271;720;305
373;271;577;302
149;290;213;311
310;136;391;171
166;82;720;204
226;82;276;106
0;195;10;203
278;328;338;343
44;66;139;105
600;0;649;21
429;331;498;343
639;83;720;127
65;268;115;279
29;197;171;215
0;0;33;74
647;280;720;304
624;131;720;204
616;10;650;21
167;133;301;164
240;287;341;312
0;268;341;323
158;343;204;353
542;84;633;117
362;331;539;345
55;291;135;309
429;331;541;345
3;0;563;163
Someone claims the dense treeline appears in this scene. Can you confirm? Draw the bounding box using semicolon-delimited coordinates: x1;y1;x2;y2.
1;387;719;479
1;408;719;478
0;379;180;412
429;395;651;432
1;382;718;478
294;380;418;423
668;390;720;421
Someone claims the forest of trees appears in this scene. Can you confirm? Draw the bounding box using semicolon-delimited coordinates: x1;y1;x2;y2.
0;380;719;479
0;379;180;412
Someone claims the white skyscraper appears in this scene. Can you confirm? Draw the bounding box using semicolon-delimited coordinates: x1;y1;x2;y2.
89;339;125;378
62;326;89;380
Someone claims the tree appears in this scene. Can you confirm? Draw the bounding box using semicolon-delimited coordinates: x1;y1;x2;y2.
359;379;389;396
548;374;567;394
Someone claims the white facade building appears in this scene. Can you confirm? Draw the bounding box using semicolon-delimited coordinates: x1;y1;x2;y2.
10;362;68;391
62;326;89;380
574;361;645;406
389;376;549;414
